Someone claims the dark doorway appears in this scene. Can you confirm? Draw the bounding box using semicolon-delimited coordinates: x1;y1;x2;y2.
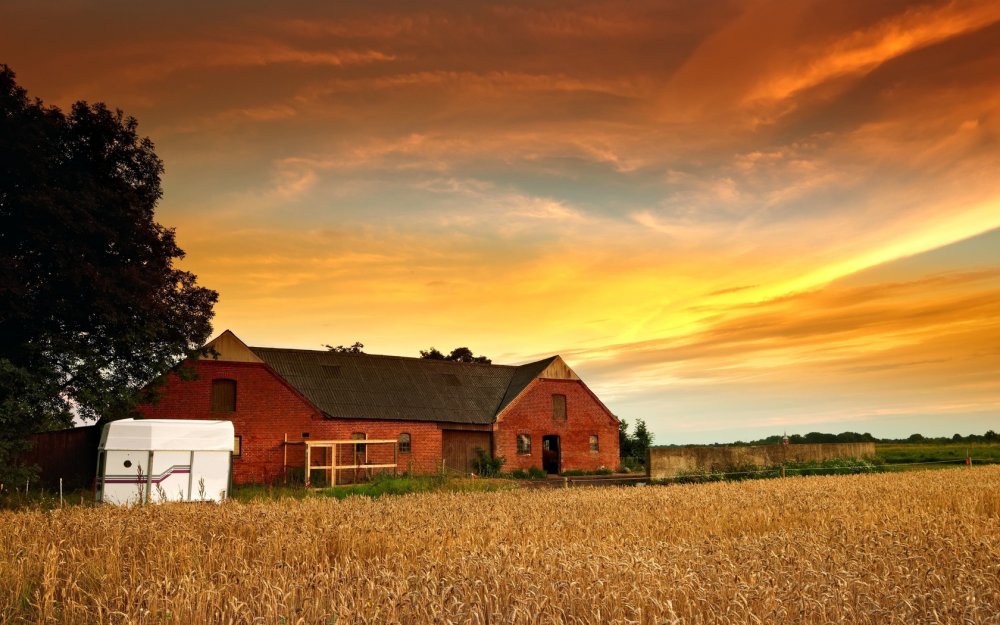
542;435;560;474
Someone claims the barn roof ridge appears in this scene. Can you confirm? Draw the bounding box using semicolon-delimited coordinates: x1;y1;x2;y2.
249;345;526;369
245;344;569;426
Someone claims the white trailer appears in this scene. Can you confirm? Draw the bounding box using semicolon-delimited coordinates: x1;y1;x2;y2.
96;419;234;505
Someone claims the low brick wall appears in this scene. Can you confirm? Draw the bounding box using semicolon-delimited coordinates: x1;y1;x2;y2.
647;442;876;479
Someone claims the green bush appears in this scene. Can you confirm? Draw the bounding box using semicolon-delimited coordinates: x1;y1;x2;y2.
527;467;547;479
471;447;505;477
509;469;530;480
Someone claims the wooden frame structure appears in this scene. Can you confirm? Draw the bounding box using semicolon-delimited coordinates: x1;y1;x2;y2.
287;438;398;486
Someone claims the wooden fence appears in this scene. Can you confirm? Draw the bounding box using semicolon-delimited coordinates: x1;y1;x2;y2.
647;442;876;479
18;425;101;489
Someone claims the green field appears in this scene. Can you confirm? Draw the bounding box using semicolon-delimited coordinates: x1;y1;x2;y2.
875;442;1000;465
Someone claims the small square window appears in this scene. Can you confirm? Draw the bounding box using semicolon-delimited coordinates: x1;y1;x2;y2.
589;435;599;453
517;434;531;455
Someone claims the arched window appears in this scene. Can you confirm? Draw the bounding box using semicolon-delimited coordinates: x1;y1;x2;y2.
211;379;236;413
399;432;412;454
589;435;599;453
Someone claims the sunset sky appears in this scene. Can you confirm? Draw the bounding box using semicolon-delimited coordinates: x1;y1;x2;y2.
4;0;999;443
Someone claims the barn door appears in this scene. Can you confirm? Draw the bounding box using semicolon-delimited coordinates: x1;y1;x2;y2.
441;430;492;475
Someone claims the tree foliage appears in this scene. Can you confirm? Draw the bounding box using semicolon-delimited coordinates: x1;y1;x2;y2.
0;66;217;475
726;430;998;446
324;342;365;354
419;346;491;364
619;418;654;463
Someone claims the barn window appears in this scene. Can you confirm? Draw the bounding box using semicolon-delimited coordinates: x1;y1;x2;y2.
552;394;567;422
517;434;531;455
399;432;411;453
589;435;599;453
233;435;242;457
211;379;237;413
351;432;366;462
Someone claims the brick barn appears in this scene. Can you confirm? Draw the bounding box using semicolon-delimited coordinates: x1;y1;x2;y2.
140;331;620;484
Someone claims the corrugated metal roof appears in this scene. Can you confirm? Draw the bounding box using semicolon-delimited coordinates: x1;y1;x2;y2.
250;347;556;425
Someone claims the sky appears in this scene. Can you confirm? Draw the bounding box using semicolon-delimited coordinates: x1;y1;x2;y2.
3;0;999;443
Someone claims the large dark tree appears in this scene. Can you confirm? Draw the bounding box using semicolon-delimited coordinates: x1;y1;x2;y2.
0;66;218;476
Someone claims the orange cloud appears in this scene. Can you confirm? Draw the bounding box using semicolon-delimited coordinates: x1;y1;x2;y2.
750;0;1000;103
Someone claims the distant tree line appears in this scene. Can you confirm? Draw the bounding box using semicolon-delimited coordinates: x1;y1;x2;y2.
714;430;1000;447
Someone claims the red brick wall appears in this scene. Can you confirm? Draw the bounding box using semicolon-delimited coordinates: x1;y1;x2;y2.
495;379;619;473
139;360;444;484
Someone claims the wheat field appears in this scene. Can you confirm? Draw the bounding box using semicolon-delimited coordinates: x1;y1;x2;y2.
1;467;998;624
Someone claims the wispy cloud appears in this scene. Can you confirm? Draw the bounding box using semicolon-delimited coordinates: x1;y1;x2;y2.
749;0;1000;103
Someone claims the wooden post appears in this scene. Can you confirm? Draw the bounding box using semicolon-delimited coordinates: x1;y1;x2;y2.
283;433;288;485
59;478;63;509
328;446;333;487
393;443;398;477
305;444;311;487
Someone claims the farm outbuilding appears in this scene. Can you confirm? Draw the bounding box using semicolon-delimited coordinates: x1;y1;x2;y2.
139;330;620;484
96;418;234;504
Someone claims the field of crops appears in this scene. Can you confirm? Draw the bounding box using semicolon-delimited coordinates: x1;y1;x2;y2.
2;467;998;624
